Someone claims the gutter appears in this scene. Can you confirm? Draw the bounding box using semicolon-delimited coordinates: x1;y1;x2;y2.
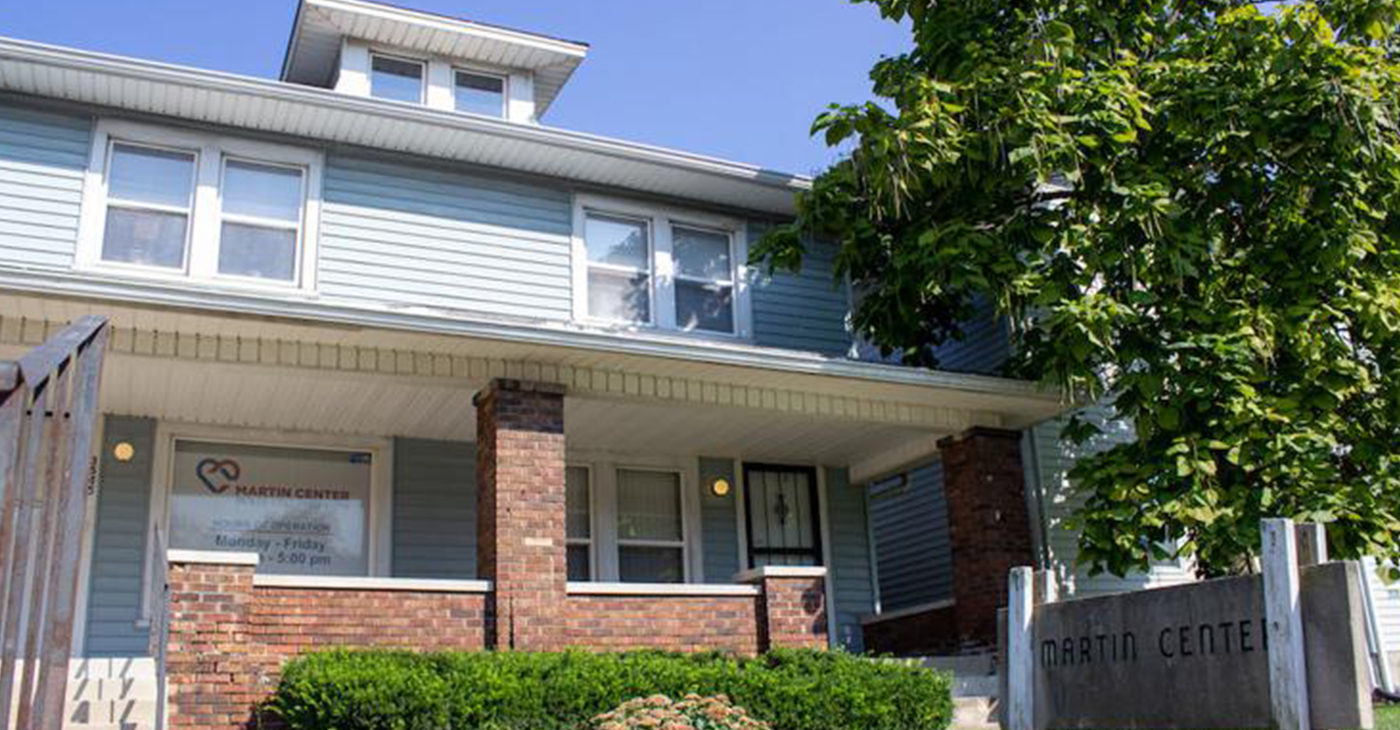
0;267;1061;404
0;36;810;205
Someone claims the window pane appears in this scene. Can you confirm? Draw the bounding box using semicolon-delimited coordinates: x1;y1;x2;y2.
617;469;682;542
566;466;590;539
588;270;650;323
673;227;731;280
371;55;424;103
619;546;684;583
102;207;187;268
108;144;194;208
224;161;303;222
218;222;297;281
676;282;734;334
567;544;591;581
455;71;505;117
585;214;648;268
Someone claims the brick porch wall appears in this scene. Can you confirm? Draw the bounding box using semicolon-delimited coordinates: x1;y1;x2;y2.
166;561;490;730
166;558;827;730
559;595;761;654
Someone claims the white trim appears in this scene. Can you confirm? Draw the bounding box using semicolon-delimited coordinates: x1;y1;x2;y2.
254;574;492;593
733;565;828;583
75;118;324;295
860;598;955;625
567;581;759;597
0;267;1061;411
167;549;260;566
816;465;838;648
0;35;808;215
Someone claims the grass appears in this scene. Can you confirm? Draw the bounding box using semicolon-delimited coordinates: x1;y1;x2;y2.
1378;704;1400;730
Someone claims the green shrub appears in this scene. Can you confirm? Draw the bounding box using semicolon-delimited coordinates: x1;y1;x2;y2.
592;694;770;730
269;648;952;730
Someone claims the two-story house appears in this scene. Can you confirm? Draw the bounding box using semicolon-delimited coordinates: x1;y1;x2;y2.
18;2;1393;730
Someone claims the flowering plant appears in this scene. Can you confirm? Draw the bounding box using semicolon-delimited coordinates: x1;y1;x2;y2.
591;694;771;730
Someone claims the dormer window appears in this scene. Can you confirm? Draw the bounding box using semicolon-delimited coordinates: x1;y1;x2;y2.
455;70;507;118
370;53;424;104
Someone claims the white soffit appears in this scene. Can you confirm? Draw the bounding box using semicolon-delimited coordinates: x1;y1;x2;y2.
0;37;808;216
281;0;589;116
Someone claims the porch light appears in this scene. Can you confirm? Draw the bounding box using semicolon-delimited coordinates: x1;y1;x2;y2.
711;478;731;497
112;441;136;463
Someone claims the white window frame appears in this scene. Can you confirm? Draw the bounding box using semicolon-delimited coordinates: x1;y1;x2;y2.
670;221;741;336
369;51;427;105
137;421;393;623
571;194;753;341
452;66;509;119
565;463;597;580
614;466;689;583
566;453;704;583
579;210;657;328
76;119;324;294
97;140;200;273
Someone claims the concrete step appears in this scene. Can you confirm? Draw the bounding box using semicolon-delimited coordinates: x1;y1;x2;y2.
2;659;159;730
951;696;999;730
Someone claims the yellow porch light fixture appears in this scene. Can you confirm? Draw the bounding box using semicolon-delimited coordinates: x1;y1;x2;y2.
112;441;136;463
711;478;732;497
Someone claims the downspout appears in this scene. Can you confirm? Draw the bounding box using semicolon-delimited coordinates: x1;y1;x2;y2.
1019;428;1052;571
1360;557;1396;694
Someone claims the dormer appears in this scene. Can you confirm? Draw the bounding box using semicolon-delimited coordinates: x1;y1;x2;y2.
281;0;589;124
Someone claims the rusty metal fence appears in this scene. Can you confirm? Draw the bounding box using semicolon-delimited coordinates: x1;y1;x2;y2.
0;316;109;730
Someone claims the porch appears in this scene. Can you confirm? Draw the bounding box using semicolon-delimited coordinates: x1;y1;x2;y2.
0;291;1063;728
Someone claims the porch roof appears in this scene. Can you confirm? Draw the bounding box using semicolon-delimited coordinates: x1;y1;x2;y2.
0;281;1069;481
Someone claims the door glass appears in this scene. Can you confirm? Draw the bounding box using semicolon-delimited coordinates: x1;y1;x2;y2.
744;465;821;568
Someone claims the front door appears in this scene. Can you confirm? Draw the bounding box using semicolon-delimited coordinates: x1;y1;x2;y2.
742;464;822;568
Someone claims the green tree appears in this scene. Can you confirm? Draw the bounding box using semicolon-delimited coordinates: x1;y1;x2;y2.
755;0;1400;577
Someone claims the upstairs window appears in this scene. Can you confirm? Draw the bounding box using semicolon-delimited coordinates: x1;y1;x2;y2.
455;70;507;118
370;54;425;104
218;160;305;282
672;225;735;334
79;120;323;292
101;144;197;270
575;196;751;338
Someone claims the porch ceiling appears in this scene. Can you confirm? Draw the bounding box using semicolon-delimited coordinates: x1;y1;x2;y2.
0;290;1066;477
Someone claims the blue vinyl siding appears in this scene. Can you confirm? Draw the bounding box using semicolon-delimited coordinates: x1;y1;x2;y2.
749;223;852;356
824;467;874;652
931;296;1010;375
84;416;155;658
698;457;740;583
0;105;90;271
869;461;953;611
319;153;574;321
1025;405;1195;597
392;437;478;579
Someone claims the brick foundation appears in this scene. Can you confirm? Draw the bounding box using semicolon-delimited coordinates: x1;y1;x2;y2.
862;602;959;656
939;427;1034;647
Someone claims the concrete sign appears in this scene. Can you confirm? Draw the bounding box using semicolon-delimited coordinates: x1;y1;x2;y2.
1004;521;1373;730
1030;563;1368;729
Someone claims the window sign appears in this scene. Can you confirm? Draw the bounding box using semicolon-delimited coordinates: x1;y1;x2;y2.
169;440;372;575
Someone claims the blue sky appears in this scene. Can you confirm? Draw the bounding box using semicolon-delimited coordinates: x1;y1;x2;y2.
0;1;911;176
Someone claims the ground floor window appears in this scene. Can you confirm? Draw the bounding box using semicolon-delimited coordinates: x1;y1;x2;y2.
566;461;692;584
168;440;373;576
616;468;685;583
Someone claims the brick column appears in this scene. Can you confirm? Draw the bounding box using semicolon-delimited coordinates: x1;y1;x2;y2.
166;553;263;730
474;378;567;651
939;427;1034;648
739;567;829;652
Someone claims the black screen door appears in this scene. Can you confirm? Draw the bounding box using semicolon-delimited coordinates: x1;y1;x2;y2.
743;463;822;568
